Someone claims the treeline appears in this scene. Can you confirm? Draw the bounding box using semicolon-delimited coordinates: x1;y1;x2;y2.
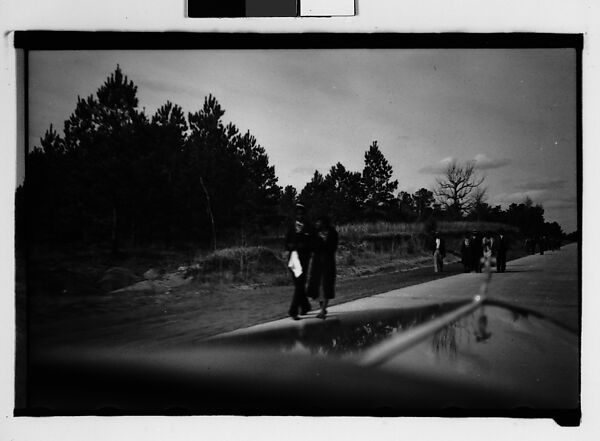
17;66;564;253
19;66;281;252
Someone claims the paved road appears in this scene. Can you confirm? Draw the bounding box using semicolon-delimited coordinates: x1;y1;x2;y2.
220;243;579;337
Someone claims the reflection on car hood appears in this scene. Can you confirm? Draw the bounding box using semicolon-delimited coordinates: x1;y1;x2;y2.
25;298;579;417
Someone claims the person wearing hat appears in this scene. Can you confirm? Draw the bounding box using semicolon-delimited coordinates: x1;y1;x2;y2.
431;231;446;273
307;216;338;319
495;228;508;273
285;203;314;319
460;232;472;273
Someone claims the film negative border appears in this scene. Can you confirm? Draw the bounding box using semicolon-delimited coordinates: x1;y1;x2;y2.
187;0;356;18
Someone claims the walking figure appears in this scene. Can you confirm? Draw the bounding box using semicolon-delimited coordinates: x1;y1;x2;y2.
307;216;338;319
482;232;495;267
471;231;483;273
460;233;472;272
431;231;446;273
539;235;546;255
285;204;314;320
495;229;508;273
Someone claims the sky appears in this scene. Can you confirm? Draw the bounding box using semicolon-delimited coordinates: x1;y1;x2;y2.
27;49;578;232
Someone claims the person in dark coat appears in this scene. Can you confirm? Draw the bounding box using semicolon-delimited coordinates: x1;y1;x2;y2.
525;238;533;255
307;216;338;319
285;204;314;319
539;235;546;255
431;231;446;273
495;229;509;273
470;231;483;273
460;233;472;273
529;237;538;255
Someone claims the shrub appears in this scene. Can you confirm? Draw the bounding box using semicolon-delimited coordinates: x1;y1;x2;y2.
191;246;286;282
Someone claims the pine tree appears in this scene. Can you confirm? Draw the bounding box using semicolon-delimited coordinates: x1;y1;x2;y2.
324;162;363;223
361;141;398;219
279;185;298;218
56;65;146;251
298;170;330;217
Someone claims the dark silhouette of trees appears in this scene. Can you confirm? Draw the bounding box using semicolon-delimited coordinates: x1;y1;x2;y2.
395;188;434;221
185;94;238;246
229;130;281;241
505;197;545;237
361;141;398;219
19;65;569;253
142;101;189;244
412;188;435;221
467;187;490;222
21;66;282;251
544;221;564;239
564;230;578;243
52;65;147;252
324;163;363;223
298;170;329;217
297;149;394;224
279;185;298;218
434;160;485;219
298;163;363;224
397;191;415;221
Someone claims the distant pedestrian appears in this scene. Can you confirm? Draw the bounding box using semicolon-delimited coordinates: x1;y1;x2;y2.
482;232;494;266
471;231;483;273
530;237;538;255
307;216;338;319
539;235;546;255
495;229;508;273
460;233;472;272
431;232;446;273
525;238;533;255
285;204;314;320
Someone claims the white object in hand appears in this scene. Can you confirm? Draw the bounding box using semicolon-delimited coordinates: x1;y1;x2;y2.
288;251;303;278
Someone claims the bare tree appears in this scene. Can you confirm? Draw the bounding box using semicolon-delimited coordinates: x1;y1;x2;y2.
434;160;485;218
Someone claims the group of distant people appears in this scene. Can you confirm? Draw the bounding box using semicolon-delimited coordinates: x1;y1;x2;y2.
284;204;561;320
525;236;561;255
285;204;338;320
431;229;509;274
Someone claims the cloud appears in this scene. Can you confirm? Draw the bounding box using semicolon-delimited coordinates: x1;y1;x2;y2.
418;156;457;174
490;190;547;206
543;198;577;210
472;154;511;170
291;165;321;176
514;178;567;191
419;154;510;174
490;191;576;211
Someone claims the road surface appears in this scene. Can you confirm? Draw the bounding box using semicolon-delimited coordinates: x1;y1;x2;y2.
221;243;580;337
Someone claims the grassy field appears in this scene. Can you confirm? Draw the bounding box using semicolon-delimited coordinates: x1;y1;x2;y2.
185;220;516;284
